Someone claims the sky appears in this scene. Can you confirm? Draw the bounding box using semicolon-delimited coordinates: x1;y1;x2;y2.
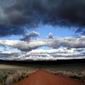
0;0;85;61
0;24;76;52
0;0;85;54
0;24;75;40
35;24;75;38
0;0;85;37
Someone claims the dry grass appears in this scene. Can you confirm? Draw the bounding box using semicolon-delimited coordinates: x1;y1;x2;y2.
0;69;84;85
0;63;84;85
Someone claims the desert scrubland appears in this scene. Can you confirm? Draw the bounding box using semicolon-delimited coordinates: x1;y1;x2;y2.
0;61;84;85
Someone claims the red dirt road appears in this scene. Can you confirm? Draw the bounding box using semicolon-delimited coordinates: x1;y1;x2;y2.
14;69;83;85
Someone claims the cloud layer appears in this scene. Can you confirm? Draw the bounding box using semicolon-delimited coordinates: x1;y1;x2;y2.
0;0;85;36
50;36;85;48
0;36;85;51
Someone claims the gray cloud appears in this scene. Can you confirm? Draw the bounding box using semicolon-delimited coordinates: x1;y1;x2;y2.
0;39;48;51
50;36;85;48
21;31;40;41
2;0;85;25
0;36;85;51
0;0;85;36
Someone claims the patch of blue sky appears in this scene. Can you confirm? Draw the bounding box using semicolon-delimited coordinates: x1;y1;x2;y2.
34;24;75;38
0;24;81;52
0;24;76;40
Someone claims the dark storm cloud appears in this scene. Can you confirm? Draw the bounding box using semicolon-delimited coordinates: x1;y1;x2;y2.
0;0;85;36
12;0;85;26
0;26;26;36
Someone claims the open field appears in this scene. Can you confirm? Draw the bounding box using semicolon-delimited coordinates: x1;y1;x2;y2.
0;60;85;72
0;60;85;85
